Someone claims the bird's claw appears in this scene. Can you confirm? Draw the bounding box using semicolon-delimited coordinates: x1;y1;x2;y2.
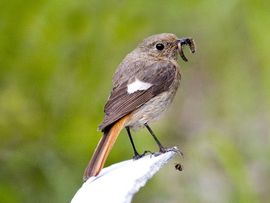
133;150;154;160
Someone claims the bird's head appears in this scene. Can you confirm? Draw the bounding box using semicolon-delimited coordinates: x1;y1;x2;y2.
137;33;195;61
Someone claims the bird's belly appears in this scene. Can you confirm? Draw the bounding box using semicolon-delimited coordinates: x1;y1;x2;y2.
125;91;175;130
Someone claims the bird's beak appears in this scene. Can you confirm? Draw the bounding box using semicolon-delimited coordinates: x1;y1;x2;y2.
176;38;196;62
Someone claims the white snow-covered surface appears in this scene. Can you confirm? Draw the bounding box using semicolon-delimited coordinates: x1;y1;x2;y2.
71;147;179;203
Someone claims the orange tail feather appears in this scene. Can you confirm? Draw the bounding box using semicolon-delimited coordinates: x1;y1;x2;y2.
83;115;129;181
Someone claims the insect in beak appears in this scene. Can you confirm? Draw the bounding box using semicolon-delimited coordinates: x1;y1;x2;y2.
177;38;196;62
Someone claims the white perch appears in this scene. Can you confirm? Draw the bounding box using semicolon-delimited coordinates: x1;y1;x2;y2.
71;147;180;203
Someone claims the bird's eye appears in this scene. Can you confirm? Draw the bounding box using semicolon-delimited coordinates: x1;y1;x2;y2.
155;43;165;51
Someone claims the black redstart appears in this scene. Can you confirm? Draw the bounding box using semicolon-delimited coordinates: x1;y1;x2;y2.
83;33;195;181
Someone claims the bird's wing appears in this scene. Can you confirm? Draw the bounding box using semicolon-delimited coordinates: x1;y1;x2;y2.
99;61;179;131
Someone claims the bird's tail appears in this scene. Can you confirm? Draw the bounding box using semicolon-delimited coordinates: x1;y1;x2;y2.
83;115;129;181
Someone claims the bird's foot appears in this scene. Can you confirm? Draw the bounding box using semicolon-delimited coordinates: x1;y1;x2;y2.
133;150;154;160
153;146;184;157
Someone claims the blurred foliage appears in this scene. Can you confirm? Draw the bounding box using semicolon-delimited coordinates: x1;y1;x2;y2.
0;0;270;202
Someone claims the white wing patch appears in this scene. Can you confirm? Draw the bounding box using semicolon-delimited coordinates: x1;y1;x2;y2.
127;78;152;94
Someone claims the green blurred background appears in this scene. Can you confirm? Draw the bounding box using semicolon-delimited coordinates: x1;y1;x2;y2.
1;0;269;202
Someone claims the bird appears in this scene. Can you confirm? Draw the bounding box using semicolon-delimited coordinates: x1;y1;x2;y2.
83;33;195;181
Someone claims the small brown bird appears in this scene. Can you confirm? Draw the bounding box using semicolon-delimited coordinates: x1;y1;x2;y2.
84;33;195;181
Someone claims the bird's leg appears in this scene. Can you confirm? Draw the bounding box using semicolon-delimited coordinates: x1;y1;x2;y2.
144;123;166;153
126;127;145;159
